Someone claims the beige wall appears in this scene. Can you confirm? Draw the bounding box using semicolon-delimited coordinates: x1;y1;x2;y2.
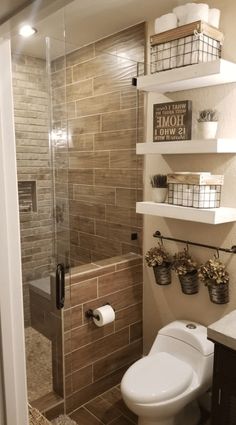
143;0;236;353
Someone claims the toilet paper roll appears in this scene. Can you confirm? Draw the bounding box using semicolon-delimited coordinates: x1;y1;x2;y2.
93;305;115;327
173;5;188;26
209;8;221;28
185;3;209;25
154;13;177;34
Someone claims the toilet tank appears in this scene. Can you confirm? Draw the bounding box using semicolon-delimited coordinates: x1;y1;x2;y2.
150;320;214;389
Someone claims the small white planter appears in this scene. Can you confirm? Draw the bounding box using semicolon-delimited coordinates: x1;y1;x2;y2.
198;121;218;139
152;188;167;203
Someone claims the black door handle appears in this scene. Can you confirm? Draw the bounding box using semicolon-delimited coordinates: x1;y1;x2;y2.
56;263;65;310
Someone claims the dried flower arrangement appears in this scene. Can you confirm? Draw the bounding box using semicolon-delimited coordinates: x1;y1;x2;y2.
198;109;218;122
145;243;172;285
172;248;199;295
150;174;167;188
145;243;171;267
198;257;229;304
198;258;229;286
172;249;198;276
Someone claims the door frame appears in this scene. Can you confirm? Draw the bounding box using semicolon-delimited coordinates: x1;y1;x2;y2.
0;37;28;425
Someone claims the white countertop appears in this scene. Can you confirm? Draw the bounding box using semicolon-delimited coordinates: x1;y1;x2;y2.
207;310;236;351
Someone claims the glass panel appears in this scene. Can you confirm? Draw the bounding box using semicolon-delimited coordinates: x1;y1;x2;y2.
59;12;145;419
63;17;145;267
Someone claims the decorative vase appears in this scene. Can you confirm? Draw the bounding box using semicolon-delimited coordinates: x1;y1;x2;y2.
207;282;229;304
152;188;167;203
179;270;199;295
153;262;172;285
198;121;218;139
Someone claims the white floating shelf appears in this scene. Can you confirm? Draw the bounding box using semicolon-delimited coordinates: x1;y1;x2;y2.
136;202;236;224
136;139;236;155
137;60;236;93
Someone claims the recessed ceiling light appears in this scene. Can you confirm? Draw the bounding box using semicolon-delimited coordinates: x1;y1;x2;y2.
19;25;37;38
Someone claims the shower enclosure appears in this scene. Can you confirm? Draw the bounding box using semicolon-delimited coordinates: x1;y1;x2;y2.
11;5;145;419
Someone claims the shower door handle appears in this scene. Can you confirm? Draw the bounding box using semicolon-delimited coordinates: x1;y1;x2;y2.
56;263;65;310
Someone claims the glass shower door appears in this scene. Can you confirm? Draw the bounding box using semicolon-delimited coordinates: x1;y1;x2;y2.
11;11;72;413
47;31;72;402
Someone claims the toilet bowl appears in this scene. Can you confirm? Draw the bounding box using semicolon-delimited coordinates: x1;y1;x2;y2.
121;320;214;425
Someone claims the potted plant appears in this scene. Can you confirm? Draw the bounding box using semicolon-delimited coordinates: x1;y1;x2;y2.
150;174;167;203
145;243;172;285
172;249;199;294
198;109;218;139
198;258;229;304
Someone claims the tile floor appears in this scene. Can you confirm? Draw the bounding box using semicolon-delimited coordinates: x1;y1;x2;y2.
70;385;138;425
25;327;53;402
69;385;210;425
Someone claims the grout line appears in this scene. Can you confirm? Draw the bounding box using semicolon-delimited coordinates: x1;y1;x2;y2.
66;283;143;333
92;363;94;383
107;415;123;425
82;404;104;422
66;336;143;378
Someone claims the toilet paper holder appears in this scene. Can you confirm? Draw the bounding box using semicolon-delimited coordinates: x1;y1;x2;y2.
85;309;100;321
85;303;111;322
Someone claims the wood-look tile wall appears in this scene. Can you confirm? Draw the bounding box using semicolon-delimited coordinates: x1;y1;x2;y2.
51;23;145;267
63;253;143;414
12;54;53;326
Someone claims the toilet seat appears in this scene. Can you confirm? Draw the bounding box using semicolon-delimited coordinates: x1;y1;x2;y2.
121;352;193;404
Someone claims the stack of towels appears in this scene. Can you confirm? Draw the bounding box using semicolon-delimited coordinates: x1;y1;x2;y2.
154;3;221;34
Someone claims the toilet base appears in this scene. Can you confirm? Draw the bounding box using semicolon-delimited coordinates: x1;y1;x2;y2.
138;400;201;425
176;400;201;425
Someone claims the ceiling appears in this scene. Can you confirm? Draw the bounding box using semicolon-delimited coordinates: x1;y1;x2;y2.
0;0;35;25
10;0;187;59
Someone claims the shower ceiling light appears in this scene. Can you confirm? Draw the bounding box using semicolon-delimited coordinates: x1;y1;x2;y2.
19;25;37;38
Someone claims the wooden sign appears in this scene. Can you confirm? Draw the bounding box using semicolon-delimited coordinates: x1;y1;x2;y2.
153;100;192;142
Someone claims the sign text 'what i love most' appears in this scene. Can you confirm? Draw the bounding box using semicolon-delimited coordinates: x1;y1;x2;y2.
153;100;192;142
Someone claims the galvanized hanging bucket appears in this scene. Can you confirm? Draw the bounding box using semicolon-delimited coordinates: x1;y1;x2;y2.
208;282;229;304
179;270;199;295
153;262;172;285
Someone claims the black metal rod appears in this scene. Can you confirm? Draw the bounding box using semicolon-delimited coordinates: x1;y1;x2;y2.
153;231;236;254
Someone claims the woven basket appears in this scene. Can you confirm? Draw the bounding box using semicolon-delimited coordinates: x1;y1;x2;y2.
179;270;199;295
208;282;229;304
153;263;172;285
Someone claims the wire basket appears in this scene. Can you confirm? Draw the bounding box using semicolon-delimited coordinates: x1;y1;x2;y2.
168;183;222;208
151;33;221;73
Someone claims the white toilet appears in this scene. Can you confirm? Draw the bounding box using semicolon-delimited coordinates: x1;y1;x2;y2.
121;320;214;425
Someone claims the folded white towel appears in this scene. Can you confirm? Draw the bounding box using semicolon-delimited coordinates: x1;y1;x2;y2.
155;13;177;34
185;3;209;24
209;8;221;28
173;5;188;26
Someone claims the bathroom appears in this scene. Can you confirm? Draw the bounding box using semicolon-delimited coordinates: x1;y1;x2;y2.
0;0;236;424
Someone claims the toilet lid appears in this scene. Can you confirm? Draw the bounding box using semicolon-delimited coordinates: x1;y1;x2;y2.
121;352;193;404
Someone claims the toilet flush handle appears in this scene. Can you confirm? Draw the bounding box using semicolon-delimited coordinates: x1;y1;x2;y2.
186;323;197;329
